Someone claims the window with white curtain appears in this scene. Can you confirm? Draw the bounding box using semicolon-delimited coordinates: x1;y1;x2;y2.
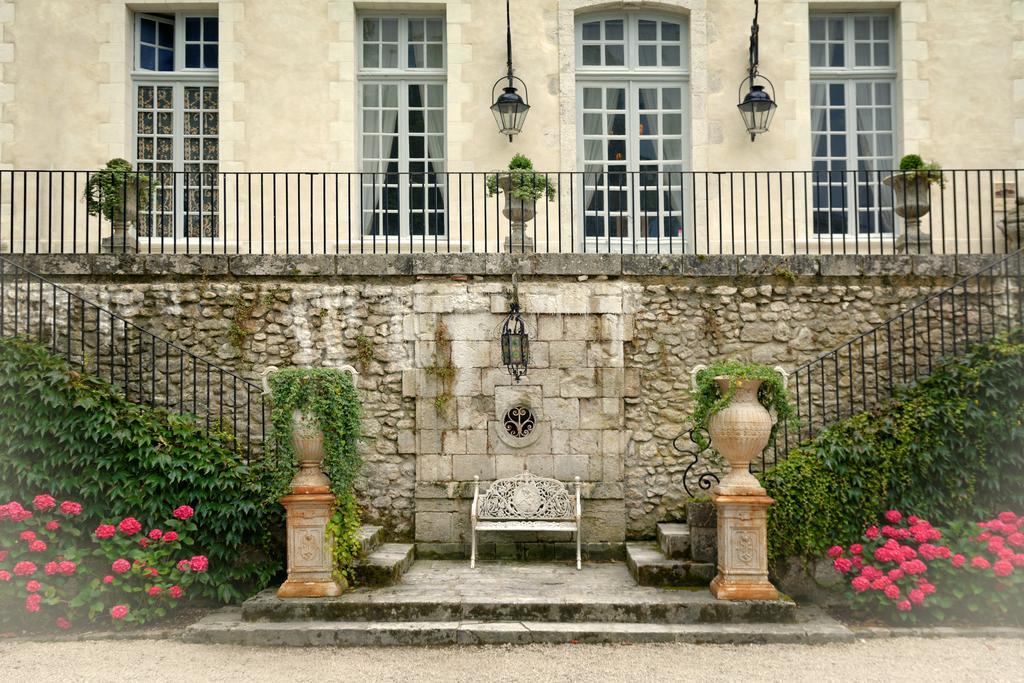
575;13;689;250
358;15;446;238
132;12;219;240
810;13;897;236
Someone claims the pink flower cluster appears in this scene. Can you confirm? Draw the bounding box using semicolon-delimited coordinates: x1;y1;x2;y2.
176;555;210;573
2;496;204;630
833;509;1024;619
969;512;1024;579
830;511;948;613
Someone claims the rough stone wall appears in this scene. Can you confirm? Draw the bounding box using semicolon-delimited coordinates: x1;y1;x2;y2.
5;253;1009;544
623;279;956;537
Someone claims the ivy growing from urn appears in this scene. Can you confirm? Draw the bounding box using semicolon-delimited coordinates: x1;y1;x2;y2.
261;367;364;582
690;360;796;450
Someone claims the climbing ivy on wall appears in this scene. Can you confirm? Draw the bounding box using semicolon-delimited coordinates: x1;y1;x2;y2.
255;367;364;581
761;331;1024;563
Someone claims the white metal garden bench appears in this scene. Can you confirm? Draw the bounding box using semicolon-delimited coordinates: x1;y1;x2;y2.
471;471;582;570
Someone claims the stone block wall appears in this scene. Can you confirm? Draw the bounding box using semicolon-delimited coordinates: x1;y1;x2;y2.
4;253;1009;547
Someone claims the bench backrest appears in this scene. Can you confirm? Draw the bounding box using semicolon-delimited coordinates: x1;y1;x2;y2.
476;471;577;520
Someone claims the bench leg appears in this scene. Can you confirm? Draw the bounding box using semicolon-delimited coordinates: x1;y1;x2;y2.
471;525;477;569
576;530;581;570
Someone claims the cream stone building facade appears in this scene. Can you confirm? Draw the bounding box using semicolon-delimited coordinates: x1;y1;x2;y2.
0;0;1021;253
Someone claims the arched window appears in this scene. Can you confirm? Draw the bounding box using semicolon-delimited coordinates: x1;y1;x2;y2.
575;12;690;251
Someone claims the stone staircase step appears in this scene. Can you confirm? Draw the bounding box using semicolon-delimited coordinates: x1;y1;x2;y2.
241;587;794;625
186;608;852;647
357;525;385;558
657;523;691;559
626;542;715;588
355;543;415;587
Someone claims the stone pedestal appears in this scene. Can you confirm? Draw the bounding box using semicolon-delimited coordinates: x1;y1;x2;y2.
709;492;779;601
277;491;344;598
503;224;535;253
100;221;138;253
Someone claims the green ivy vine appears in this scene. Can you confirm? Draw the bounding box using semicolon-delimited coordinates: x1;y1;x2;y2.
690;360;795;450
259;367;364;584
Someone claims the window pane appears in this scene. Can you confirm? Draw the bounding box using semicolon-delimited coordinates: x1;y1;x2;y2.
582;45;601;65
141;19;156;45
583;88;602;109
874;43;889;66
158;48;174;72
661;45;680;67
426;44;443;68
828;19;844;40
363;19;378;41
662;22;680;41
662;88;681;109
855;43;870;66
427;84;443;107
409;19;424;42
204;44;218;68
638;19;657;40
409;44;423;68
582;21;600;40
810;18;826;41
605;45;624;66
186;44;201;68
638;88;657;110
158;22;174;48
204;17;218;41
854;18;870;40
810;44;826;67
830;43;844;67
382;19;398;41
426;19;443;42
605;20;623;40
639;45;657;66
662;113;681;135
382;44;398;68
363;44;378;68
140;46;155;70
874;18;889;40
186;17;201;41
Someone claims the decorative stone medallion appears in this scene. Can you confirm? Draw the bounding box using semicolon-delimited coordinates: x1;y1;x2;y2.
503;405;536;439
492;387;545;449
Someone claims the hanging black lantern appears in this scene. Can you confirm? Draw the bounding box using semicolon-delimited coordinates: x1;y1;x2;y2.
500;275;529;382
491;0;530;141
737;0;778;141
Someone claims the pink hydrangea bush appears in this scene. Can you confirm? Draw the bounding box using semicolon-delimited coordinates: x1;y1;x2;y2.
0;496;210;631
829;510;1023;624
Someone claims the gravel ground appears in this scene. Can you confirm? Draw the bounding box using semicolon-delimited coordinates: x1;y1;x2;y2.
1;638;1023;682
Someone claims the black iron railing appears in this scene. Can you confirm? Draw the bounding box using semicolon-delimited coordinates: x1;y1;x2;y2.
678;249;1023;494
773;248;1024;465
0;256;266;461
0;169;1020;255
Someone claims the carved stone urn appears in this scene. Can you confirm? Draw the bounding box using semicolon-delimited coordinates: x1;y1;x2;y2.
691;365;786;601
288;409;331;495
706;377;774;496
883;173;933;253
499;175;536;253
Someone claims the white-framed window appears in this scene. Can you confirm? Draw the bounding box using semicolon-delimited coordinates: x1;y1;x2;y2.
132;12;219;240
358;15;446;238
810;13;897;237
575;13;690;250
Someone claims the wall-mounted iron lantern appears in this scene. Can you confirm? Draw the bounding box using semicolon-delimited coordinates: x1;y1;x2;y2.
737;0;778;141
500;273;529;382
491;0;530;141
